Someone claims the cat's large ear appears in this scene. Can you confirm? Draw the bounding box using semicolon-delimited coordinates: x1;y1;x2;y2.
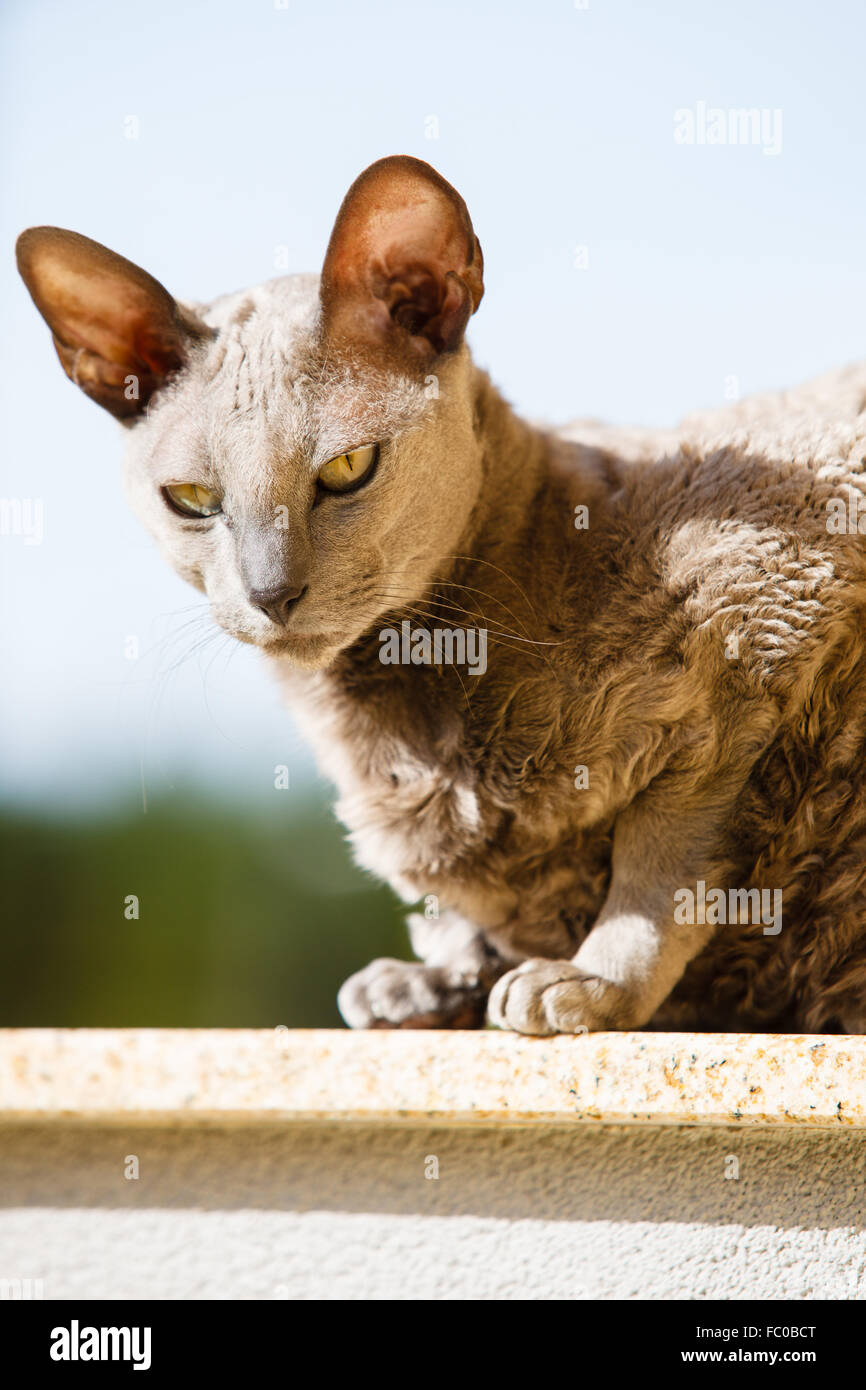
319;155;483;365
16;227;209;420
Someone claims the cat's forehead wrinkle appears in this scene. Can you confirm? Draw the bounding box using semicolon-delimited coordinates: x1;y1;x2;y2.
196;281;324;432
202;318;293;405
200;325;435;470
231;297;257;327
198;273;320;335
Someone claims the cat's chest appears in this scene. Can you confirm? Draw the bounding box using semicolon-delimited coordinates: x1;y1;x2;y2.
278;658;609;927
281;664;517;896
332;723;494;897
324;713;611;942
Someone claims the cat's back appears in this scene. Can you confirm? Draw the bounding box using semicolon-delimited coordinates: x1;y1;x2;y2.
555;363;866;700
557;362;866;545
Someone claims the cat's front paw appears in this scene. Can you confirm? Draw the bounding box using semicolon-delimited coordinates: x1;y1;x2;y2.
487;958;629;1035
338;957;488;1029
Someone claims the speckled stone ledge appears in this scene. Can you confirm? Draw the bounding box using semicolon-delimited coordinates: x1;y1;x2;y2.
1;1029;865;1129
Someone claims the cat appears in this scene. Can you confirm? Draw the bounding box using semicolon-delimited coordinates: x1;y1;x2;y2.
16;155;866;1035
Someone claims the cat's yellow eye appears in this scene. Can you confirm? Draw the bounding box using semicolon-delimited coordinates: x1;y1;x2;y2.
163;482;223;518
317;444;379;495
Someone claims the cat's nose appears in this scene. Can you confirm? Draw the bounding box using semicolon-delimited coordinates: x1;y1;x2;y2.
248;583;308;626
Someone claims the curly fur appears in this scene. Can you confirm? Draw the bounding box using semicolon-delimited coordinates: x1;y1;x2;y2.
17;158;866;1034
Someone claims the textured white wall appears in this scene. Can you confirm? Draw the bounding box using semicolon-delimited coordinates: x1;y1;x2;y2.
1;1120;865;1299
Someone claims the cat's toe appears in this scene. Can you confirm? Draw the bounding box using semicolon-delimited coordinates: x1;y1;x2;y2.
338;957;486;1029
487;958;610;1035
338;958;421;1027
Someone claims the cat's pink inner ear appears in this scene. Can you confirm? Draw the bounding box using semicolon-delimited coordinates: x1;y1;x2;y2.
16;227;202;419
319;156;484;361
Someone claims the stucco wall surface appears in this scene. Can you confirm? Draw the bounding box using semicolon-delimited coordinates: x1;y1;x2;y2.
2;1120;865;1300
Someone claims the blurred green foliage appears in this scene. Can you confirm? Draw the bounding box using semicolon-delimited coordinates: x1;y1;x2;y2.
0;789;410;1027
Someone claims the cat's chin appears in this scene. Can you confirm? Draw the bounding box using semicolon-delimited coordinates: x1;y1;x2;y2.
219;619;349;669
258;630;346;670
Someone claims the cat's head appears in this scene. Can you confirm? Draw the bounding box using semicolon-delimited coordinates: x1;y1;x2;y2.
16;156;486;668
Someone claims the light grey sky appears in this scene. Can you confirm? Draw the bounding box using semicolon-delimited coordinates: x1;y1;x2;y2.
2;0;865;807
